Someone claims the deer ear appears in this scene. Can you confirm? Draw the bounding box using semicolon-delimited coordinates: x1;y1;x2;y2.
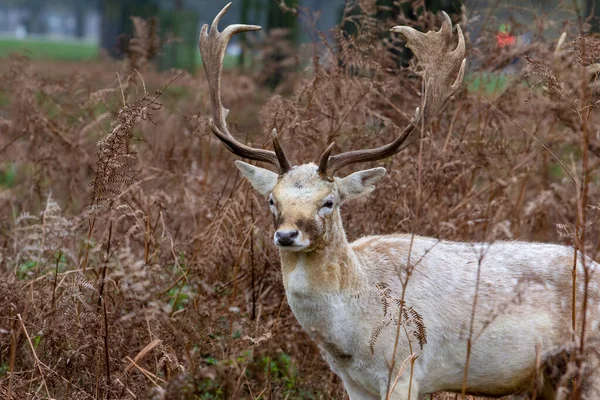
336;167;386;202
235;161;279;196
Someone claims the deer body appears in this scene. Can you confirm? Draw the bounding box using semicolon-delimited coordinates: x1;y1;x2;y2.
198;5;599;398
284;237;598;399
274;164;599;399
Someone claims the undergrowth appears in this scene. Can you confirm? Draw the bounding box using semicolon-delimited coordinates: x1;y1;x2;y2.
0;1;599;399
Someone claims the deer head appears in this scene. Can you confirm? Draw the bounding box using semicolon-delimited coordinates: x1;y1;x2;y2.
199;3;465;252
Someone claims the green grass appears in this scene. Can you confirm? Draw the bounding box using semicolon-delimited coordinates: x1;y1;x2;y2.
465;71;510;95
0;38;511;88
0;38;242;69
0;38;98;62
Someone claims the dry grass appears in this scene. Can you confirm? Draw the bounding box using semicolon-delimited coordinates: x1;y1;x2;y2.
0;1;599;399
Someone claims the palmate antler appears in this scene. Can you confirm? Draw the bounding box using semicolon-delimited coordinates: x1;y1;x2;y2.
200;5;465;178
199;2;291;173
318;12;466;177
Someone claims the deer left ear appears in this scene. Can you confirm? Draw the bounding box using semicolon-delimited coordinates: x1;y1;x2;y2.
336;167;386;202
235;161;279;196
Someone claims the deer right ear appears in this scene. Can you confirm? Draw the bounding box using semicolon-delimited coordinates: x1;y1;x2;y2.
336;167;386;202
235;161;279;196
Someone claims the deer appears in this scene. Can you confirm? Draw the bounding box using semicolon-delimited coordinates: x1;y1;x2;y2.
199;4;600;399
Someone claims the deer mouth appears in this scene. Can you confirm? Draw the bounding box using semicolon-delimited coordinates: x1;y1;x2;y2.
277;243;306;252
273;235;310;252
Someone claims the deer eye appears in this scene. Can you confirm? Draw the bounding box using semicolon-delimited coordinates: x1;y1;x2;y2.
322;200;334;209
269;198;275;206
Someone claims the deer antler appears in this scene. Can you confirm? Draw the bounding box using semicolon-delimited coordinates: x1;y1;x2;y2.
318;12;466;177
199;2;292;173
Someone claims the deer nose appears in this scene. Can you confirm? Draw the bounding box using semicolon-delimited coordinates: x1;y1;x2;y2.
275;230;299;246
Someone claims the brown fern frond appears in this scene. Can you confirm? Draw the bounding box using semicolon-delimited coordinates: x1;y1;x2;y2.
369;319;390;354
371;283;428;353
409;306;427;350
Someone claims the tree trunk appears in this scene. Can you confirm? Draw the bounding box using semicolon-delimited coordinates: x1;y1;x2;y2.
238;0;251;67
264;0;298;88
158;8;199;72
425;0;461;14
100;0;123;57
24;1;48;35
371;0;462;67
588;0;600;32
74;1;86;39
100;0;158;58
266;0;298;38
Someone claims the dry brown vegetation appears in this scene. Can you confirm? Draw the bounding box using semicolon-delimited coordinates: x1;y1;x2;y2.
1;1;600;399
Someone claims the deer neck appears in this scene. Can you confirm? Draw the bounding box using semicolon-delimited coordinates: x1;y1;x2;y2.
279;212;360;296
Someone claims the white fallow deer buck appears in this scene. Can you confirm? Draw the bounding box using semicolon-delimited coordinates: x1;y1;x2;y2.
199;4;600;399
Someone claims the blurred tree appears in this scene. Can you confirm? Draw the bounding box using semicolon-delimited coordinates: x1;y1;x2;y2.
375;0;462;67
157;0;199;71
266;0;298;40
238;0;273;68
100;0;159;57
238;0;253;67
587;0;600;32
375;0;462;26
264;0;299;88
18;0;48;34
12;0;95;38
341;0;462;40
424;0;462;14
74;1;86;38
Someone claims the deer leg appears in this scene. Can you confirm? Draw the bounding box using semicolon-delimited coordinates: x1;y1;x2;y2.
581;353;600;400
324;353;378;400
582;379;600;399
380;378;420;400
335;370;377;400
535;381;559;400
342;377;378;400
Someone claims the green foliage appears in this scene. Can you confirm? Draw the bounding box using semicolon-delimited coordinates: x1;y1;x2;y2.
0;91;9;107
204;356;218;366
549;162;567;179
167;284;190;311
196;377;224;399
33;333;42;349
258;353;302;397
196;351;321;398
17;260;37;279
0;363;8;378
0;163;17;188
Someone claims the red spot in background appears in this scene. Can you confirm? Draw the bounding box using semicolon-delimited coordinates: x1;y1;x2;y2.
496;32;516;48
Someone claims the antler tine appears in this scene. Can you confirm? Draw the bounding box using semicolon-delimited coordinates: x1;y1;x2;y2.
271;129;292;172
321;12;466;176
199;3;292;173
317;142;336;177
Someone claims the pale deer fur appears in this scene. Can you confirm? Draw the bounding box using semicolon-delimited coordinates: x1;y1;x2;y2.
199;4;600;399
238;161;600;400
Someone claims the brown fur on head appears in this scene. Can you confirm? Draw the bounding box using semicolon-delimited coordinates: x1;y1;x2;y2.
235;161;386;252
